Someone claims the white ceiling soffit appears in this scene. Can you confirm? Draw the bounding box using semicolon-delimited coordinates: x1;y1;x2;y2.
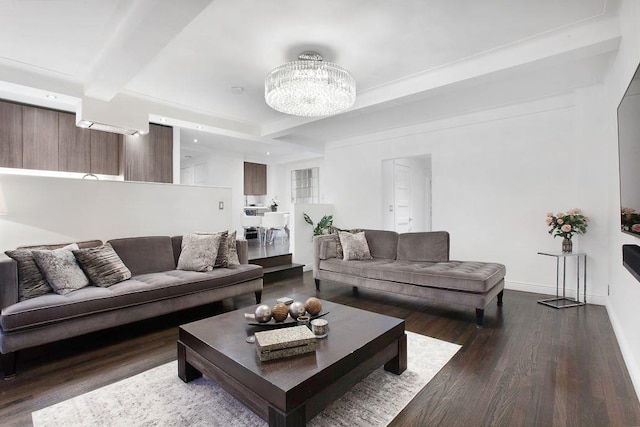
0;0;620;156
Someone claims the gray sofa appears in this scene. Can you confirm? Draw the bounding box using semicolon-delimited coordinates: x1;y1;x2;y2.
0;235;263;379
313;230;505;327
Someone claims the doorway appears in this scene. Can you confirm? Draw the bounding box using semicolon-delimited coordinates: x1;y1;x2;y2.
381;155;432;233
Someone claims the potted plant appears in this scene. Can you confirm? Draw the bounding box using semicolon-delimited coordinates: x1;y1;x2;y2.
303;213;333;236
268;199;278;212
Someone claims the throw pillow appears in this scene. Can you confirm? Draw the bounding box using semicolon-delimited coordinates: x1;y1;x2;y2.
319;238;339;260
227;231;240;266
73;244;132;287
32;244;90;295
177;233;221;272
331;227;363;259
196;231;228;268
338;231;373;261
5;247;52;301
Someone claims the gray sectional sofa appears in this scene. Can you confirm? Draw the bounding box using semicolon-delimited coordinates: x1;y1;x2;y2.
0;235;263;379
313;230;505;327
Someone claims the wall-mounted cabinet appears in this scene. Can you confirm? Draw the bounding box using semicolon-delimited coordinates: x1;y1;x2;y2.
244;161;267;195
124;123;173;183
23;106;59;171
0;101;123;176
0;101;23;168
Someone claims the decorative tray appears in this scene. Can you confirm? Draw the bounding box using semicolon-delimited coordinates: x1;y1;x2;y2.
244;311;329;329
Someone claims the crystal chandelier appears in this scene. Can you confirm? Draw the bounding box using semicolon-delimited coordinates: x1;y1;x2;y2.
265;52;356;117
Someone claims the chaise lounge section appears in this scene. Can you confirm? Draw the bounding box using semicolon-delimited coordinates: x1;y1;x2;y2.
0;235;263;379
313;229;506;326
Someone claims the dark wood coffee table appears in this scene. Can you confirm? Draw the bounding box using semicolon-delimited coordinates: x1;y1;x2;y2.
177;298;407;426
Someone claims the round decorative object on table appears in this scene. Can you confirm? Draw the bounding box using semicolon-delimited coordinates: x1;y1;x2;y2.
311;318;329;338
305;297;322;316
289;301;306;319
562;237;573;253
271;303;289;322
254;305;272;323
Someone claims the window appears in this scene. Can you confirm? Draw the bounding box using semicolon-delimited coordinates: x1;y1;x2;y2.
291;167;319;203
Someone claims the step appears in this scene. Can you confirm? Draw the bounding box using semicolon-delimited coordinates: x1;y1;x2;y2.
262;263;304;284
250;253;293;269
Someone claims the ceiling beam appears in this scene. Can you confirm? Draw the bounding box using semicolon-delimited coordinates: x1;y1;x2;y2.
82;0;213;101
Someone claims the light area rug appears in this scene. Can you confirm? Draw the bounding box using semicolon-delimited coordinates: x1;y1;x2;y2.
32;331;460;427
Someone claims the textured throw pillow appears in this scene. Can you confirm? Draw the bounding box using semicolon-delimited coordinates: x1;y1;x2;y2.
338;231;373;261
177;233;221;272
196;231;228;268
32;244;90;295
319;238;339;260
73;244;132;287
227;231;240;266
331;227;363;259
5;247;53;301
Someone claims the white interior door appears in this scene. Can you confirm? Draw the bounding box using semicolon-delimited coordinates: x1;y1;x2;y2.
180;165;194;185
394;161;412;233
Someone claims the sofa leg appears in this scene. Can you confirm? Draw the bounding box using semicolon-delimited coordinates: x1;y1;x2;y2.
497;290;504;306
314;279;320;291
352;286;359;294
2;352;17;380
255;291;262;304
475;309;484;328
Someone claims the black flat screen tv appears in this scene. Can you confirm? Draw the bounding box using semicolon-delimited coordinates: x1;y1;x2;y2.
618;63;640;237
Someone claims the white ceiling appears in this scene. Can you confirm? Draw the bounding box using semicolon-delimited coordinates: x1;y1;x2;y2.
0;0;621;163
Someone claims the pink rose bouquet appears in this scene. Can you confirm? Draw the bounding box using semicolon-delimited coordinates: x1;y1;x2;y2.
546;209;589;239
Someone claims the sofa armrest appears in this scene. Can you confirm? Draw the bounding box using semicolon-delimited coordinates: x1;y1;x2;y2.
0;257;18;309
236;239;249;265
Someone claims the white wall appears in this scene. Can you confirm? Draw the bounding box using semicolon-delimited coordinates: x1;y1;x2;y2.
322;93;609;304
601;0;640;399
0;174;232;251
181;151;245;237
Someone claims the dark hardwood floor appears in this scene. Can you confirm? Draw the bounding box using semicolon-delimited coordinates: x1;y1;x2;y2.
1;272;639;426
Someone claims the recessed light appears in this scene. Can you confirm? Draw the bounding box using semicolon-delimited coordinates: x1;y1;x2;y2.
266;152;270;156
46;94;57;100
194;139;198;143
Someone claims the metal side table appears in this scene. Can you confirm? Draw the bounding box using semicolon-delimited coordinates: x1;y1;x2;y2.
537;251;587;308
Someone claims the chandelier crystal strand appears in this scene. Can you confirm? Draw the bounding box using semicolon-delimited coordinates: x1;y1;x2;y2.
265;53;356;117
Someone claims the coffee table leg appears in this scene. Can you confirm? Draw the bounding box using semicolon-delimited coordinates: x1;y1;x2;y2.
177;341;202;382
268;403;306;427
384;333;407;374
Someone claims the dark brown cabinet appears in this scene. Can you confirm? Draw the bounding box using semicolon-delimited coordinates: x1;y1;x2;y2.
23;106;58;171
0;100;23;168
91;131;121;175
58;112;91;173
244;162;267;195
124;123;173;183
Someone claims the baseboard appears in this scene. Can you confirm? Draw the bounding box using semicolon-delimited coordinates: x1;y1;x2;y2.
303;264;313;272
505;280;606;306
606;300;640;402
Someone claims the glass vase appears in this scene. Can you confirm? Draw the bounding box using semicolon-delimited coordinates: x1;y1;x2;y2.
562;237;573;253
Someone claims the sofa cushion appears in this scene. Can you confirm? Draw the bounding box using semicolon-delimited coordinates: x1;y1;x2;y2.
338;231;373;261
1;264;263;331
73;244;132;287
177;234;221;272
5;249;52;301
227;231;240;266
364;260;506;293
32;244;90;295
397;231;449;262
362;229;399;260
319;237;339;260
6;240;102;302
318;258;395;276
108;236;176;276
